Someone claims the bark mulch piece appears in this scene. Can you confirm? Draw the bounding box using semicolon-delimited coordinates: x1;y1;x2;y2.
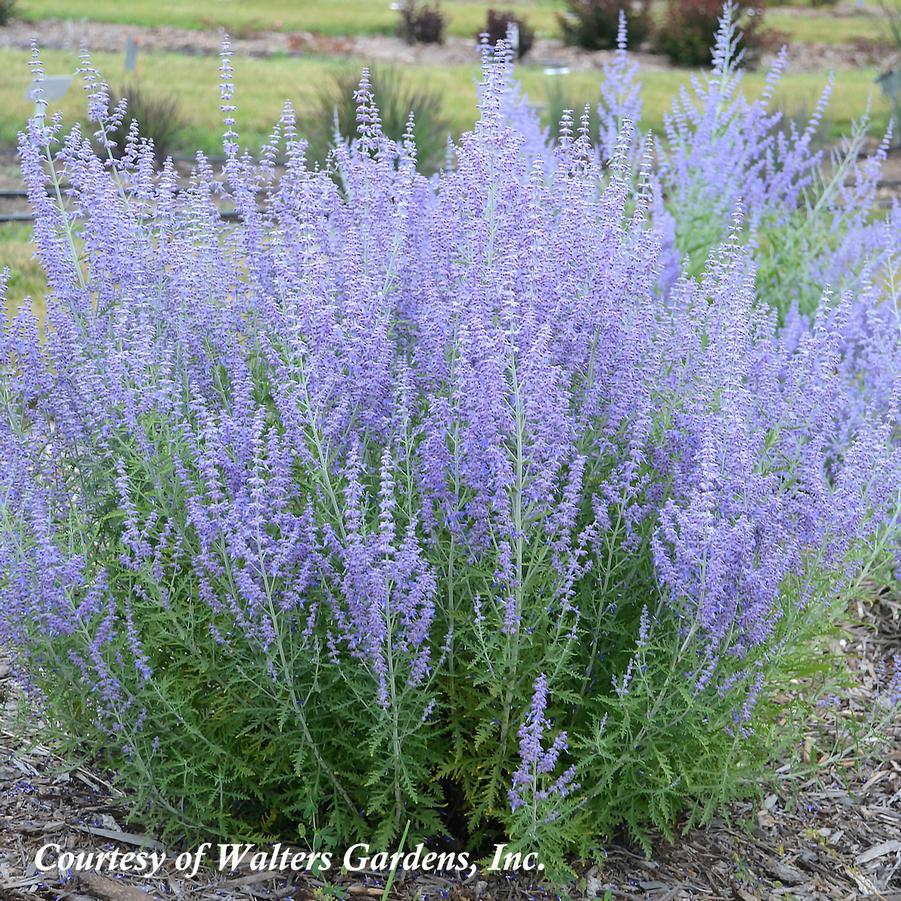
1;592;898;900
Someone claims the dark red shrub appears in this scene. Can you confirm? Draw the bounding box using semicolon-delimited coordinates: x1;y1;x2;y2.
397;0;446;45
654;0;765;67
558;0;651;51
481;10;536;58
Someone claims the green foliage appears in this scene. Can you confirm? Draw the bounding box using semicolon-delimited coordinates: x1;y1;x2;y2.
13;413;857;867
0;0;16;26
494;525;846;870
668;120;886;324
668;185;731;280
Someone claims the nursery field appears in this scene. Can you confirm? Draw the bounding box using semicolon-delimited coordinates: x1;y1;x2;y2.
16;0;565;38
0;0;900;898
9;0;892;45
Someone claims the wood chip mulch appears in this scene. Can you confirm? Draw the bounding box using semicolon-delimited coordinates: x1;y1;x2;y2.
1;591;898;901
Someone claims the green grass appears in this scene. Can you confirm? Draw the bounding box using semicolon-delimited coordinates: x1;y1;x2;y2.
0;47;889;154
16;0;564;39
0;223;47;320
764;10;885;45
13;0;895;47
0;48;483;156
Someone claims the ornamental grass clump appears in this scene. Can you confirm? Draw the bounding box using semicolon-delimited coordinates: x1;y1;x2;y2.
1;17;899;873
303;65;450;175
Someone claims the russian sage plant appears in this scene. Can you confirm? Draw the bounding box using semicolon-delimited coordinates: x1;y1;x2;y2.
0;21;898;872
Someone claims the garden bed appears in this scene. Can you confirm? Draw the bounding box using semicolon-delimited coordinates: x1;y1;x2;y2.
2;592;898;901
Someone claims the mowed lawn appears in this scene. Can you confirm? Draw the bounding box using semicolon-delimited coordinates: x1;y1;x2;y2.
0;223;47;321
16;0;565;37
1;47;889;154
14;0;892;45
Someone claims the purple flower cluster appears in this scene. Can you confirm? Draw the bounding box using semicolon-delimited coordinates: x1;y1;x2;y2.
0;16;898;846
509;675;578;817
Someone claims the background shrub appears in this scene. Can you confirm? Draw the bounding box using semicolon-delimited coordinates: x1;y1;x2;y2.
303;65;450;174
0;0;16;26
481;10;536;58
397;0;446;44
655;0;764;67
558;0;651;50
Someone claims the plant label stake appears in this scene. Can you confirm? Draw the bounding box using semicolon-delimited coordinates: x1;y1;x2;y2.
26;75;73;130
125;36;138;73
